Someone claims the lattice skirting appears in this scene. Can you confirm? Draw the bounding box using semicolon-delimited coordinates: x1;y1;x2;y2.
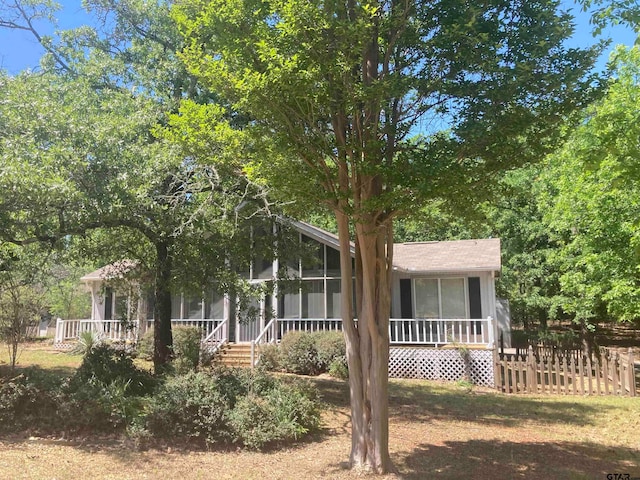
389;347;494;387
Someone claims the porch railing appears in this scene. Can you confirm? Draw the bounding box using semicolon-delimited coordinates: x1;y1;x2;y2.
389;317;494;346
202;319;228;354
55;318;227;346
249;316;495;366
55;318;137;345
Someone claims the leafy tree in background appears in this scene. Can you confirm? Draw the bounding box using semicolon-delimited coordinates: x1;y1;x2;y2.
542;46;640;330
174;0;601;471
0;244;49;370
0;0;280;373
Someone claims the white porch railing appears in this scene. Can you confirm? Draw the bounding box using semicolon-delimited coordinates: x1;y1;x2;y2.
202;319;228;354
249;316;495;366
55;318;137;345
250;318;277;366
389;317;494;346
55;318;227;347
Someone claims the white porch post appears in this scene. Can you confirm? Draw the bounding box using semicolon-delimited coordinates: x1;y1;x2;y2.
55;318;63;344
223;293;230;342
272;252;279;343
488;316;495;348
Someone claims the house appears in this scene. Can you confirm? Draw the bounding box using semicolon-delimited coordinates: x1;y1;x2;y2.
55;221;509;386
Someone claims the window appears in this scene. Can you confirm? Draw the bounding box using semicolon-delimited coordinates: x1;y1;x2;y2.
301;235;324;277
414;278;439;318
326;247;341;277
440;278;466;318
171;294;182;319
302;280;324;318
115;295;129;321
413;278;468;319
280;292;300;318
185;295;203;319
326;279;341;318
205;290;225;319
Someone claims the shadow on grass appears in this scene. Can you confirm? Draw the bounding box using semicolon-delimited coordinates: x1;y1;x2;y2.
393;439;640;480
313;376;610;429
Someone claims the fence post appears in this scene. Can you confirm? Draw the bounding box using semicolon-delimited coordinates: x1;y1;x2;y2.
493;347;501;392
527;346;535;394
628;348;637;397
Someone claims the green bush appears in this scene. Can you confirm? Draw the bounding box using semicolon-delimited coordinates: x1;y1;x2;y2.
257;343;281;371
137;327;154;361
172;326;202;373
145;370;231;445
70;343;156;397
227;379;321;449
0;370;59;432
279;331;319;375
144;368;321;449
328;358;349;379
277;331;346;376
311;331;345;371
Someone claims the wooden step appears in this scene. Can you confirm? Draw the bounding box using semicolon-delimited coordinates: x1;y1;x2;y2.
214;343;254;367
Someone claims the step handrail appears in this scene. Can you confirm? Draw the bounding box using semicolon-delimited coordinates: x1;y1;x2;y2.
250;318;277;367
202;319;228;355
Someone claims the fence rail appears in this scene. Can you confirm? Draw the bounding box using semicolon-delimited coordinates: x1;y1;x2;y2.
495;346;637;397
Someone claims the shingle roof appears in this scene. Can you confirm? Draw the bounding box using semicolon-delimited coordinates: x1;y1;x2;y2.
392;238;501;273
80;260;138;283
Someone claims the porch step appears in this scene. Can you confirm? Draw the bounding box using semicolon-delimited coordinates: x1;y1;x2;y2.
215;343;253;367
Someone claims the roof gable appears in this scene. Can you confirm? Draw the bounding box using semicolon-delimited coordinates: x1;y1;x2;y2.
293;222;501;274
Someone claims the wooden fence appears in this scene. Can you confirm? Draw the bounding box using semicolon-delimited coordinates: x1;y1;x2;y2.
494;346;637;396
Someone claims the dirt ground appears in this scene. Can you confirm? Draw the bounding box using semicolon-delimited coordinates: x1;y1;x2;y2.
0;376;638;480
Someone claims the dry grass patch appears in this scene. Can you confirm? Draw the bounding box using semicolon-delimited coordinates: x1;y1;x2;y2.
0;346;639;479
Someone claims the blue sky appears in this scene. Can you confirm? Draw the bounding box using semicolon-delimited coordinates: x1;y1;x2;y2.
0;0;636;74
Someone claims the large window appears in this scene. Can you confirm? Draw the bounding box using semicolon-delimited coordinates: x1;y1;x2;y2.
277;235;352;319
301;280;325;318
414;278;468;319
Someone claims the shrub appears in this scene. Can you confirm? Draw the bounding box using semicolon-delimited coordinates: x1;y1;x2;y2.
172;326;202;373
143;368;321;449
144;370;230;445
0;368;62;432
70;330;103;356
227;379;321;449
279;331;319;375
70;343;155;397
328;358;349;379
60;376;147;431
257;343;281;371
136;327;154;361
311;331;345;371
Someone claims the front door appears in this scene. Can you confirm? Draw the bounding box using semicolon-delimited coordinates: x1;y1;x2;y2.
235;293;272;343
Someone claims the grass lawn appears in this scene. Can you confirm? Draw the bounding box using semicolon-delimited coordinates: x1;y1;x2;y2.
0;343;639;479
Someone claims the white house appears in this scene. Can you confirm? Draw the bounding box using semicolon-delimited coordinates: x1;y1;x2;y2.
55;221;508;385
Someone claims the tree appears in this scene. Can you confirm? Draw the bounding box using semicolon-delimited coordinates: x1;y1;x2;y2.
174;0;601;472
541;46;640;329
0;244;48;370
0;0;281;373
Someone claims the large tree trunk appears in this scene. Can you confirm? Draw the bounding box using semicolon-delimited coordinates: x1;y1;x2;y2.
336;209;394;474
153;240;173;374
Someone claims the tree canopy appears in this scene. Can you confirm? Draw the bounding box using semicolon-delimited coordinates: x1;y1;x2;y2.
173;0;602;472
